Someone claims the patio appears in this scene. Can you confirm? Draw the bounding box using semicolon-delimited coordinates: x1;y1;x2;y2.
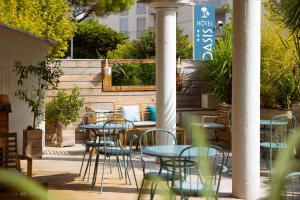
21;144;272;200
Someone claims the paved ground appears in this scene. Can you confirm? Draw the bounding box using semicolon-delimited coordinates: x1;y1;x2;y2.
19;145;274;200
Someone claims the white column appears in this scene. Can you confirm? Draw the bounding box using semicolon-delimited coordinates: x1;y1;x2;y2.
232;0;261;199
155;7;177;144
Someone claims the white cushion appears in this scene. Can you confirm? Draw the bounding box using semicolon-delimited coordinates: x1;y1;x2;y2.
120;105;141;122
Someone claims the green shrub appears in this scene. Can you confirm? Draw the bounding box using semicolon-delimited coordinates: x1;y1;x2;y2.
46;88;84;126
261;11;295;109
72;19;127;58
204;25;232;104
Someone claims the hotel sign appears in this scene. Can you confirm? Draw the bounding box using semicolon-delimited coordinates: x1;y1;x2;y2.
193;4;215;61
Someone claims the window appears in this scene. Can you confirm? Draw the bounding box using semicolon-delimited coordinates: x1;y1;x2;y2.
136;3;146;14
137;17;146;38
102;59;156;92
119;18;128;35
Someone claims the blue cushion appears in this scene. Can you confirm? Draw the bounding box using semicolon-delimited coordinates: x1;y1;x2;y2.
148;105;156;121
120;105;141;122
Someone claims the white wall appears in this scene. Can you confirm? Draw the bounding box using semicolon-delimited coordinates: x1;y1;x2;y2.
0;25;52;153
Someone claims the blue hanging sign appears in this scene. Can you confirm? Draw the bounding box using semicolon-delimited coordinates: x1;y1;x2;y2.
193;4;215;61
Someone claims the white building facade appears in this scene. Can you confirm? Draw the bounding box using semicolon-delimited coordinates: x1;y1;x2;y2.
98;0;232;41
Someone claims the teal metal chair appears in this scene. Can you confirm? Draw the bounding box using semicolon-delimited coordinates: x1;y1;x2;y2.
79;111;111;179
138;128;178;200
283;172;300;199
170;145;225;200
92;119;138;193
260;114;296;180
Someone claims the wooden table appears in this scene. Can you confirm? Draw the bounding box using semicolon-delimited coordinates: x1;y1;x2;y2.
136;126;187;148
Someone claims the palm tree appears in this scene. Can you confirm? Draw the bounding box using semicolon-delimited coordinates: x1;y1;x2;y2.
277;0;300;34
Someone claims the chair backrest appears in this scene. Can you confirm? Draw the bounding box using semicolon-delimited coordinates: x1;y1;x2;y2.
97;119;136;152
216;104;231;126
270;114;296;143
82;111;109;125
139;129;177;174
82;112;109;142
0;132;19;171
175;145;225;198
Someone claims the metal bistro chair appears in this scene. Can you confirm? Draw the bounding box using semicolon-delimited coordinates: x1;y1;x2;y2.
92;119;138;193
79;111;112;180
170;145;225;200
260;114;296;180
138;128;179;200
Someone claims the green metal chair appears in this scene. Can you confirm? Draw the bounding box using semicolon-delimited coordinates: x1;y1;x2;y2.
79;112;110;177
92;119;138;193
283;172;300;199
260;114;296;180
138;128;178;200
170;145;225;200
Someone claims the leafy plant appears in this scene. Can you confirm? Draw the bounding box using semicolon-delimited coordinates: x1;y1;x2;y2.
14;59;63;129
107;27;193;59
70;0;135;22
204;25;232;104
112;63;155;86
0;0;75;58
46;88;84;126
71;19;128;58
260;8;296;108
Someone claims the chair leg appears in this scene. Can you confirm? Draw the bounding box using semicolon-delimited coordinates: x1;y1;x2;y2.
83;147;93;181
100;155;107;193
109;155;112;174
79;146;89;176
137;177;145;200
129;155;139;190
116;155;123;179
122;155;129;184
91;154;99;187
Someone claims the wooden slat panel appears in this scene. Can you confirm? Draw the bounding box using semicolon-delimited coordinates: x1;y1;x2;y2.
61;60;101;68
57;82;102;89
59;75;102;82
62;68;101;75
107;59;155;64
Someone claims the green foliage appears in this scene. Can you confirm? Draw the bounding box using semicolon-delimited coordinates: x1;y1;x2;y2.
269;129;300;199
264;0;300;35
72;20;127;58
46;88;84;126
70;0;135;22
204;25;232;104
0;169;53;200
107;27;193;59
261;11;295;108
14;60;63;129
112;63;155;86
107;28;192;86
0;0;75;58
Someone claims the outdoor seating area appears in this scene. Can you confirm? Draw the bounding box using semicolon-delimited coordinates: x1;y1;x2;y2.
0;0;300;199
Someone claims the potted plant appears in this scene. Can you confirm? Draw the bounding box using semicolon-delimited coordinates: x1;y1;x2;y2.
14;59;63;157
204;25;232;144
204;24;232;107
45;88;84;147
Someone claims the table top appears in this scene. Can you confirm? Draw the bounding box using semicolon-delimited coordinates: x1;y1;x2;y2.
142;145;218;158
136;126;186;132
260;119;288;126
191;119;287;128
80;123;132;130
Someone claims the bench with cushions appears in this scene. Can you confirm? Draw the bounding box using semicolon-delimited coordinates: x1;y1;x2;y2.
112;102;156;127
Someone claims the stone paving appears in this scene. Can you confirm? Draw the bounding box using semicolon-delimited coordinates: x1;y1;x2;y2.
23;144;274;200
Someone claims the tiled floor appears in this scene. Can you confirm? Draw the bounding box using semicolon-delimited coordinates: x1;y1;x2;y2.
19;145;273;200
